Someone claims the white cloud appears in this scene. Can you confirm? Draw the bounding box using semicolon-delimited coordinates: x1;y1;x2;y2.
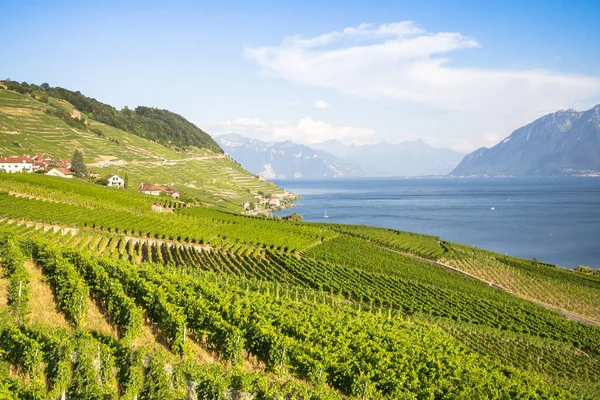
450;140;478;153
314;100;331;109
483;132;502;147
206;117;375;144
245;21;600;138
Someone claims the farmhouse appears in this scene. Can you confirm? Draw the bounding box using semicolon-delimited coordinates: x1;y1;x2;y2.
138;182;162;196
46;167;75;178
0;155;34;173
105;174;125;188
138;182;183;198
162;186;182;198
88;171;101;179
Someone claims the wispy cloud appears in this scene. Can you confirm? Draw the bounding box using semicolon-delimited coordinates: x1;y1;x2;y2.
314;100;330;109
206;117;375;144
245;21;600;120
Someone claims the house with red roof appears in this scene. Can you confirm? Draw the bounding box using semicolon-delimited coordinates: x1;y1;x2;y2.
0;155;34;173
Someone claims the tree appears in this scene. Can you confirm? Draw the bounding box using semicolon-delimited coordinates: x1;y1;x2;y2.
70;150;88;178
282;212;303;222
574;265;592;274
40;82;50;91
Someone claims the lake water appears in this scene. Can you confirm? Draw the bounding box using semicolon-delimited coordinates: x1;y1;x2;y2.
273;177;600;269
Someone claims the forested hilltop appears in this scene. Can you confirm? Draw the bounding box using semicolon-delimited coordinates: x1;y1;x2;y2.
2;80;222;152
0;173;598;399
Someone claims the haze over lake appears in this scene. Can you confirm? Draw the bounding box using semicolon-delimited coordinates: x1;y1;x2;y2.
275;177;600;269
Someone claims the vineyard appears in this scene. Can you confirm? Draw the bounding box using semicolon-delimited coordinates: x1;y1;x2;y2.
0;174;599;398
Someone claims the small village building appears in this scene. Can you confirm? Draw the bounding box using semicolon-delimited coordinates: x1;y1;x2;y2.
46;167;75;178
138;182;162;196
0;155;34;173
162;186;182;198
88;171;101;179
242;202;251;210
105;174;125;188
151;203;173;213
269;198;281;207
151;204;165;212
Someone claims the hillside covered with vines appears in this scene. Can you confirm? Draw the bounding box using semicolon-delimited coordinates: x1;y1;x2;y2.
0;173;599;399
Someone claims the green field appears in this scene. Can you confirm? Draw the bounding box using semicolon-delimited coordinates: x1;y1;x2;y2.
0;88;285;211
0;174;599;399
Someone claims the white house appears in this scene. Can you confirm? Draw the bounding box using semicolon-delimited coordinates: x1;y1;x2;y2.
0;155;34;173
105;174;125;188
137;182;162;196
269;198;281;207
162;186;182;198
46;167;75;178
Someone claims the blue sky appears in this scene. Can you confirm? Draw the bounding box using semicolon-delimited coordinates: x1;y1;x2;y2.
2;0;600;151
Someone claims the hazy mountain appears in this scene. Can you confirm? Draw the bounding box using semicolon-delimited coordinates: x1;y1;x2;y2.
215;134;366;179
451;105;600;176
313;139;464;176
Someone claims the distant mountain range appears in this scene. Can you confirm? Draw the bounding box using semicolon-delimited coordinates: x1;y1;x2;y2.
215;134;366;179
215;134;464;179
451;105;600;176
313;139;464;177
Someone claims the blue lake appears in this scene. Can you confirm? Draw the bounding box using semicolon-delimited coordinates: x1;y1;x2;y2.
274;177;600;269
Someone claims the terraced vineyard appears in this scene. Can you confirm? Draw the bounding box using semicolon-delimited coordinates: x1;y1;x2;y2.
441;243;600;323
0;87;285;211
1;174;599;398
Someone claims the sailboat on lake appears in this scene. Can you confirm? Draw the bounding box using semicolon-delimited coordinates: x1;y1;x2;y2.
323;209;328;218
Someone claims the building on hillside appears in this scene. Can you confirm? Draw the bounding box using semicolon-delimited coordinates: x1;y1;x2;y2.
269;198;281;207
242;202;251;210
151;204;166;212
88;171;100;179
0;155;34;173
46;167;75;178
105;174;125;188
151;203;174;213
138;182;183;198
162;186;182;199
138;182;162;196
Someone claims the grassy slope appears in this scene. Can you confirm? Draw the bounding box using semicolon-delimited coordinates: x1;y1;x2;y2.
0;89;284;211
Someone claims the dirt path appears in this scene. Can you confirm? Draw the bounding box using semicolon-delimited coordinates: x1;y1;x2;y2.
0;275;8;310
84;296;117;338
372;243;600;326
24;259;69;327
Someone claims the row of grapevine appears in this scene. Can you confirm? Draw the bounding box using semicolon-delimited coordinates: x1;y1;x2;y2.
2;217;598;358
268;251;600;354
325;223;448;260
0;318;343;400
63;251;143;341
0;192;328;251
22;241;89;326
86;250;573;398
443;242;600;322
0;234;30;322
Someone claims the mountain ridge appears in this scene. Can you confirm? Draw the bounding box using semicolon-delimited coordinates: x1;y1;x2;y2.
216;134;367;179
451;105;600;176
217;134;464;178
